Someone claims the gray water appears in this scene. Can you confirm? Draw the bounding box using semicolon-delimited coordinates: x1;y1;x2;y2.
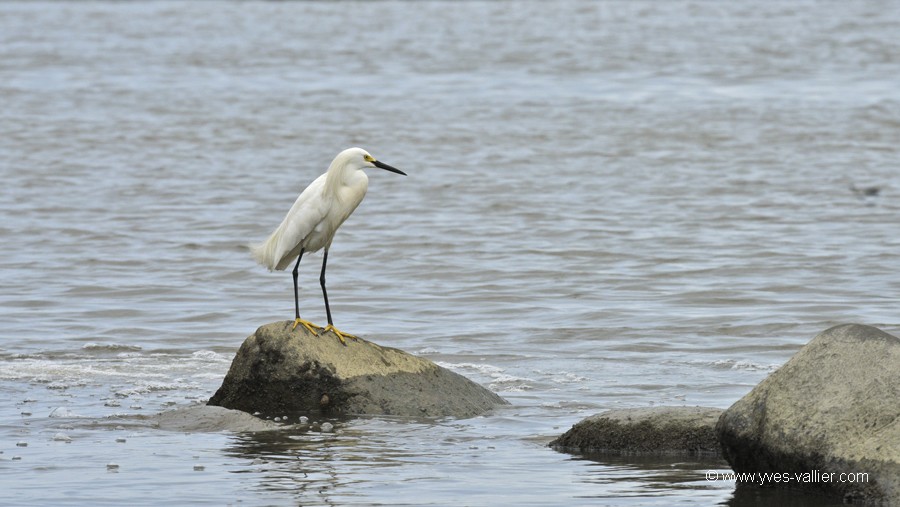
2;1;898;505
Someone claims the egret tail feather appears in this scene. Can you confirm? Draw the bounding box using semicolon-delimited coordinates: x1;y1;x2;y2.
249;230;282;271
249;242;270;270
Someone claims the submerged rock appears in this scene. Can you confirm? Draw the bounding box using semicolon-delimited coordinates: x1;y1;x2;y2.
716;324;900;505
207;321;507;418
156;405;280;432
550;406;723;456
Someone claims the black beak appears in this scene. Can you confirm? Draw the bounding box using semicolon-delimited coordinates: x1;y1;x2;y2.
373;160;407;176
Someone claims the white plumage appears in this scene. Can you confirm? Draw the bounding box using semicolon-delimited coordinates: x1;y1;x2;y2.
251;147;406;343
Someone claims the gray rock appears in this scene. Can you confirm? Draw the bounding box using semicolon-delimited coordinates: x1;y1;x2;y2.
716;324;900;505
207;321;508;418
550;406;724;456
156;405;280;432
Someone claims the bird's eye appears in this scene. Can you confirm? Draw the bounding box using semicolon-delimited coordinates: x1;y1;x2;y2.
363;154;375;163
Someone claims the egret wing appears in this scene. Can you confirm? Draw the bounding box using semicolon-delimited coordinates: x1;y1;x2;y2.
250;174;330;271
271;174;332;269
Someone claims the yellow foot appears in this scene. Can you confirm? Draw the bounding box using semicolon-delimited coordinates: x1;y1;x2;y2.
323;324;357;345
292;318;320;335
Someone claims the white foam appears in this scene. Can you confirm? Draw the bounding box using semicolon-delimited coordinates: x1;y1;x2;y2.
0;359;168;382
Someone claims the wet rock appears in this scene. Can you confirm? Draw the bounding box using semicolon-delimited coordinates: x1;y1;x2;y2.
207;321;508;418
550;406;723;456
156;405;280;432
716;324;900;505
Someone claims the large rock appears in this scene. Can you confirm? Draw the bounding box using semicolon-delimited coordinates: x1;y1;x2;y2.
208;321;508;418
716;324;900;504
550;406;724;456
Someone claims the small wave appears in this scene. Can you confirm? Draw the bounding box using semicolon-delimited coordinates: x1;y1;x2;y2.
436;361;533;392
191;372;228;380
435;361;505;376
534;369;590;384
710;359;780;372
114;380;201;398
489;374;534;392
82;342;143;352
48;407;85;418
190;350;230;362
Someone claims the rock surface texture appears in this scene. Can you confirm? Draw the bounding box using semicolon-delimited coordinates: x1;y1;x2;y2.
716;324;900;505
550;406;724;456
208;321;507;418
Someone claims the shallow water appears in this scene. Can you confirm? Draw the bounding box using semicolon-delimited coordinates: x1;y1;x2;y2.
1;1;898;505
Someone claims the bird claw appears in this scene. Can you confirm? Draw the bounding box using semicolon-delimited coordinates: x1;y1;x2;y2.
292;318;320;336
323;325;357;345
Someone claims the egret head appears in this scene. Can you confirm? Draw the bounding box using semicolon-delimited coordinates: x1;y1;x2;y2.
338;147;406;176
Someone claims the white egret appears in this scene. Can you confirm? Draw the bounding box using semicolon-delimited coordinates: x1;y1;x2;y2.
250;147;406;344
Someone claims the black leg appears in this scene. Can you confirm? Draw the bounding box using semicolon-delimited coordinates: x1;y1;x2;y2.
289;249;319;335
320;249;333;326
292;249;305;320
317;250;355;344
